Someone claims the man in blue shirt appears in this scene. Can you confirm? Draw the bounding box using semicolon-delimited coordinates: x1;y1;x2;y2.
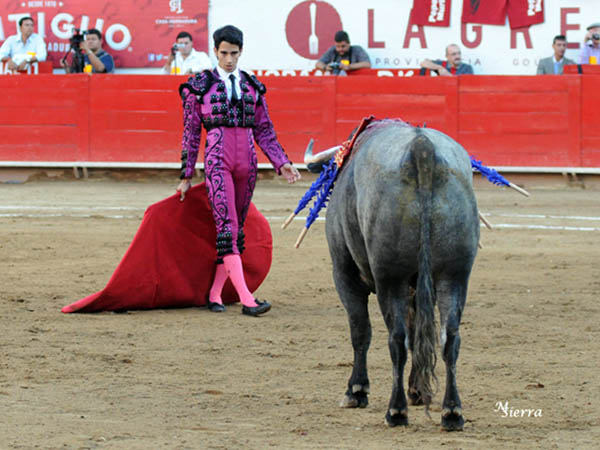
60;29;114;74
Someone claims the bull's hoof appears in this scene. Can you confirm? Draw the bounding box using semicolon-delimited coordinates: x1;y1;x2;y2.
339;392;368;409
441;407;464;431
408;387;424;406
385;408;408;427
339;386;369;408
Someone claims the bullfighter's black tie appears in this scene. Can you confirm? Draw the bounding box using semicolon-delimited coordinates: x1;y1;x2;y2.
229;73;238;104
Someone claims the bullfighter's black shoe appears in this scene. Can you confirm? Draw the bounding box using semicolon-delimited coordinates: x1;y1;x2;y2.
207;301;226;312
241;300;271;317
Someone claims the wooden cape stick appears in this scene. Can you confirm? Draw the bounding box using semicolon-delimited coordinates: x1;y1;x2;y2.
295;212;492;250
478;211;493;230
294;227;309;249
508;182;530;197
283;139;342;231
282;212;296;229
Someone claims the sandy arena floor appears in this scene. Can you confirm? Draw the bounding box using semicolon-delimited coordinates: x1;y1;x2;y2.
1;173;599;449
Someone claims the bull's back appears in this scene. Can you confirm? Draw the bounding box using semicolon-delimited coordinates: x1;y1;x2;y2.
328;124;478;277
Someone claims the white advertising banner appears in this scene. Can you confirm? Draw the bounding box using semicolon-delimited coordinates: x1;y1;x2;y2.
209;0;598;75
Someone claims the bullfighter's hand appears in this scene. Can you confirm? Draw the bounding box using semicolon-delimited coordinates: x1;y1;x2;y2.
176;179;191;202
280;163;301;184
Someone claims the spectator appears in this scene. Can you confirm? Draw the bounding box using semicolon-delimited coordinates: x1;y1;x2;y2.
579;22;600;64
0;16;47;71
162;31;211;75
536;35;575;74
60;29;114;73
420;44;473;76
315;30;371;75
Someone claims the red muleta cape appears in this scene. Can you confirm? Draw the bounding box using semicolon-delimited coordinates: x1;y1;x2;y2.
61;183;272;313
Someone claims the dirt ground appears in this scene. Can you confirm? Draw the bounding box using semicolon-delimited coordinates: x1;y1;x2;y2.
1;172;599;449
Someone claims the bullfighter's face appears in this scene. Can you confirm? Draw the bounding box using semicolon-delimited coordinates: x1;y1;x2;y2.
214;41;242;73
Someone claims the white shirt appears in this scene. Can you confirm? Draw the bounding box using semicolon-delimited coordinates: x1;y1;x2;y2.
216;65;241;102
0;33;47;63
164;49;211;75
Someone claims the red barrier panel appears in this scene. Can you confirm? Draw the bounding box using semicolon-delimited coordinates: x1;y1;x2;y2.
0;75;89;161
564;64;600;75
89;75;184;162
458;76;581;166
581;75;600;166
0;74;598;168
335;76;458;142
261;77;336;159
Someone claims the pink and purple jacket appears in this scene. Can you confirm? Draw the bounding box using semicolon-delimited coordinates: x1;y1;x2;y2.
178;69;290;179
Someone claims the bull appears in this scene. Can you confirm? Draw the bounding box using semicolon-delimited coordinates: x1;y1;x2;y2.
325;119;479;431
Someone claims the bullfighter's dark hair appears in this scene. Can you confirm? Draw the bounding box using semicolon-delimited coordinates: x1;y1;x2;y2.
334;30;350;43
176;31;193;41
19;17;34;27
213;25;243;49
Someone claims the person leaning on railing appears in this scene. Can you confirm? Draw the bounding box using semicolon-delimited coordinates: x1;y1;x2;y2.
0;16;47;72
315;30;371;76
420;44;473;76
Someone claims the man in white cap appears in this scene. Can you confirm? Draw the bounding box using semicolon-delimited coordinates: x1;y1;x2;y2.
579;22;600;64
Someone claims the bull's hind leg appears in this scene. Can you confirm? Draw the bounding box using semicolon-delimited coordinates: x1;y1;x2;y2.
331;251;372;409
377;282;412;427
436;273;469;431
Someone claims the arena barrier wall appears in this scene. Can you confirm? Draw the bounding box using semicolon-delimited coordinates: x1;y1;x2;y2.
0;71;598;169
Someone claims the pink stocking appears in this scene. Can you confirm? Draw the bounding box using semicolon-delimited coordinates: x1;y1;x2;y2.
208;264;228;304
223;254;257;307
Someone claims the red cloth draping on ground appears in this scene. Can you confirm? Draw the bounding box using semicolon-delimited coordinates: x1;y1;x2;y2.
61;183;272;313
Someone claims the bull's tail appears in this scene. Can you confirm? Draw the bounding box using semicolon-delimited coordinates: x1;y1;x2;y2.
411;132;438;414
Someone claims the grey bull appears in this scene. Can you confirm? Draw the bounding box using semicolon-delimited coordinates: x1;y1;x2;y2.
325;120;479;431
